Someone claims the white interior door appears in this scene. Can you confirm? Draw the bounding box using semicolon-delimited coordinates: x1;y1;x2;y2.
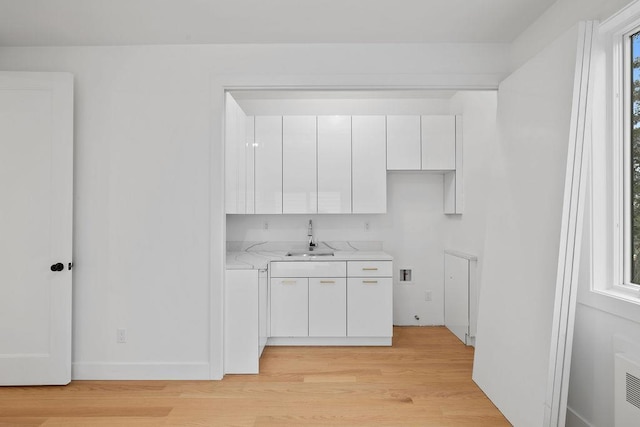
0;72;74;385
472;24;590;426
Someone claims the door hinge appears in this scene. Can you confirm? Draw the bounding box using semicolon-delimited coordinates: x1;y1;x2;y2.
68;262;73;271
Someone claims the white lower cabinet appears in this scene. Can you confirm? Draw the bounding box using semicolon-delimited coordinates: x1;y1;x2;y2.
346;260;393;338
270;277;308;337
347;277;393;337
308;278;346;337
269;260;392;345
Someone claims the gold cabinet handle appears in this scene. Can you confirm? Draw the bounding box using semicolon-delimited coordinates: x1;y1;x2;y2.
363;280;378;284
281;280;297;284
320;280;335;284
362;267;378;271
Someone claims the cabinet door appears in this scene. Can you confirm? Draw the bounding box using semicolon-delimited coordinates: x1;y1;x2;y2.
317;116;351;213
386;115;421;170
224;269;259;374
352;116;387;214
347;278;392;337
254;116;282;214
283;116;317;213
245;116;255;214
309;278;346;337
421;115;456;170
270;278;308;337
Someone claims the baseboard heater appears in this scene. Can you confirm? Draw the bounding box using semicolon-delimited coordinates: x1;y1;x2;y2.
615;352;640;426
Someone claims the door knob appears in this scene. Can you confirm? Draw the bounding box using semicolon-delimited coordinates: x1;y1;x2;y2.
50;263;64;272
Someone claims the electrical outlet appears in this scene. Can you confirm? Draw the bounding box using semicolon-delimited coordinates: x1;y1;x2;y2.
117;328;127;343
364;221;370;231
425;291;432;302
263;221;269;230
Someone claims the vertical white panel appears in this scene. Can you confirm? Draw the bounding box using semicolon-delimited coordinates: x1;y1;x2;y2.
473;25;582;427
225;93;248;214
308;278;346;337
224;269;258;374
386;115;421;170
283;116;317;214
245;116;255;214
254;116;282;214
224;93;240;213
352;115;387;214
236;100;247;213
421;115;456;170
444;254;469;344
317;116;351;213
258;269;268;356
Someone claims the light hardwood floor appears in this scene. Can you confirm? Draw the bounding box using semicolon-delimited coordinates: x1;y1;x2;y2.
0;327;510;426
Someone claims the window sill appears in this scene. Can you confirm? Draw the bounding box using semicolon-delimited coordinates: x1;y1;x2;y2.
579;284;640;324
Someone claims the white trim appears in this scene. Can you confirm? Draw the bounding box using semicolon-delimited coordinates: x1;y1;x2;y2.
601;0;640;34
72;362;211;380
211;73;502;380
544;21;594;427
267;337;391;346
565;406;596;427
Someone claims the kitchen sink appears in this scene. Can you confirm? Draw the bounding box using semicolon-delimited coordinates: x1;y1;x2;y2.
286;249;335;257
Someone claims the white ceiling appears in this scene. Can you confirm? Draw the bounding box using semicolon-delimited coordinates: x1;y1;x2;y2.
0;0;556;47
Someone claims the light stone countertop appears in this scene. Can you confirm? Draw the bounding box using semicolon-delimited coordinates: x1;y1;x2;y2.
226;241;392;270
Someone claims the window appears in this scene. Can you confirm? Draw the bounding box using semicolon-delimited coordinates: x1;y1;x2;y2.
630;30;640;286
588;10;640;318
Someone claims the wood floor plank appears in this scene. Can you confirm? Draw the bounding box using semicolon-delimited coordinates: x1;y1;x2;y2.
0;327;510;426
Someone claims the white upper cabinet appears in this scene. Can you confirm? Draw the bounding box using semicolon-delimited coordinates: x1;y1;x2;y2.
254;116;283;214
224;93;248;214
283;116;317;214
317;116;351;213
245;116;255;214
352;116;387;214
421;115;456;170
386;115;421;170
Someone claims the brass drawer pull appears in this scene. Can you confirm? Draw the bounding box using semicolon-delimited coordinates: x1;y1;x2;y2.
320;280;335;284
363;280;378;284
362;267;378;271
281;280;297;284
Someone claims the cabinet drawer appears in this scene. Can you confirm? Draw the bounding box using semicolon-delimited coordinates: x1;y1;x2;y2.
271;261;346;278
347;261;392;277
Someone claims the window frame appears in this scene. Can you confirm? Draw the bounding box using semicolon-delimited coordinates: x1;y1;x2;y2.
588;10;640;318
621;26;640;291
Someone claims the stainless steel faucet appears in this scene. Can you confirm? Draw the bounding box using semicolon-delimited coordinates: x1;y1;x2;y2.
307;219;316;249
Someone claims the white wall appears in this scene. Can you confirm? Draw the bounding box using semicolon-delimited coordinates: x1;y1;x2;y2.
511;0;640;426
0;43;508;379
472;25;579;427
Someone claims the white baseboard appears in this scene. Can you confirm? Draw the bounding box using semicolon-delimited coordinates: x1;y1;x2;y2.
566;406;595;427
72;362;211;380
267;337;392;346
